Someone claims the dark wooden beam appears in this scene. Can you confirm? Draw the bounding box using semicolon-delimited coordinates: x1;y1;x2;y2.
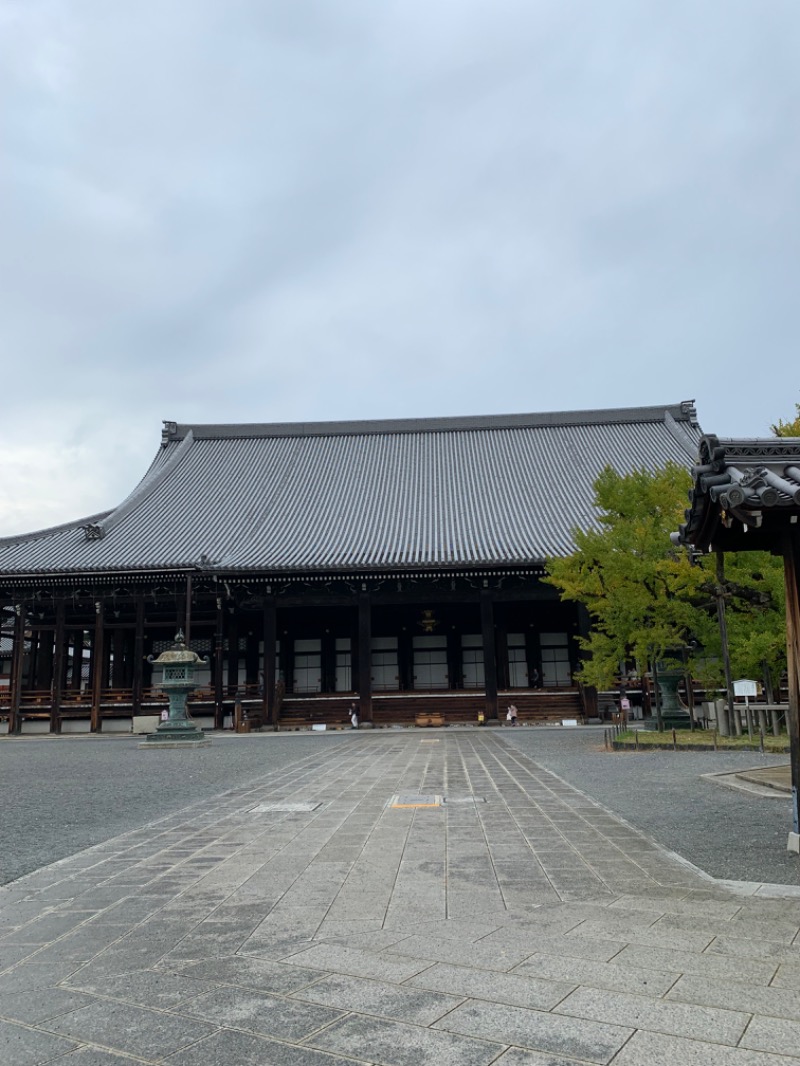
264;585;557;609
28;629;40;690
9;604;25;735
226;609;238;696
69;630;82;690
214;596;224;729
132;595;145;715
263;597;276;727
111;629;124;688
90;601;104;733
51;599;65;734
175;588;185;643
184;573;193;644
357;592;372;723
782;532;800;848
715;550;738;737
480;590;498;721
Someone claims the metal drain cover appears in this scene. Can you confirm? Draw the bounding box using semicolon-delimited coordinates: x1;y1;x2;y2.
445;796;486;804
249;802;322;813
389;794;443;808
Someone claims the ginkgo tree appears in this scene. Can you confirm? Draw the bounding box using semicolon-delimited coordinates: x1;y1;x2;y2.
545;463;710;691
545;462;786;703
772;404;800;437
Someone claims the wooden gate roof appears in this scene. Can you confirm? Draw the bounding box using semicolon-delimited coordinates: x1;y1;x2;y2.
0;402;701;578
675;434;800;553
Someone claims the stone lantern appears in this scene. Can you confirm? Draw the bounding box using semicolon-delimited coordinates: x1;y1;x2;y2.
140;630;210;747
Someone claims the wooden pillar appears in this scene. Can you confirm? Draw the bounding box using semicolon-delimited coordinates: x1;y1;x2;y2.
715;550;738;736
480;590;498;720
111;629;125;688
398;626;413;691
37;629;54;691
51;600;65;733
226;609;239;695
245;631;259;688
69;630;82;690
357;592;372;723
175;587;185;644
262;597;276;727
28;630;40;690
184;573;193;644
782;533;800;847
132;595;145;715
495;613;508;691
447;629;459;690
321;630;335;694
213;597;225;728
90;600;105;733
9;604;26;735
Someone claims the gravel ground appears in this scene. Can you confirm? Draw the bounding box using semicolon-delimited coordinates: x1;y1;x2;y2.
501;725;800;886
0;732;350;886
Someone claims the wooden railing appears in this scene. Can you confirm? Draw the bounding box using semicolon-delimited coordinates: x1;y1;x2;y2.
0;686;584;729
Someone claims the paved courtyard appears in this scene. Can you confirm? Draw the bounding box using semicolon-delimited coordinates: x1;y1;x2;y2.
2;729;800;1064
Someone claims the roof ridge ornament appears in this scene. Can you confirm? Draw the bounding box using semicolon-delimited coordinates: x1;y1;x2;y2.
676;434;800;551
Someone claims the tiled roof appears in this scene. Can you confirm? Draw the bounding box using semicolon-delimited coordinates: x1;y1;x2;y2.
675;434;800;552
0;402;701;577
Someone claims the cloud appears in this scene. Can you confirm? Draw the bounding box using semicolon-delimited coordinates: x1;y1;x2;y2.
1;0;799;534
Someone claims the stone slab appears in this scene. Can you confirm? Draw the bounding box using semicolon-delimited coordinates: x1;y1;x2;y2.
612;1029;800;1066
513;952;679;997
308;1013;505;1066
553;985;749;1046
293;971;463;1024
286;942;431;981
410;961;575;1010
45;999;218;1059
0;1018;78;1065
433;999;632;1063
164;1027;361;1065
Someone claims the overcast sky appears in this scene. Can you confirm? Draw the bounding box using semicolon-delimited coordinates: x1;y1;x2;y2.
1;1;798;536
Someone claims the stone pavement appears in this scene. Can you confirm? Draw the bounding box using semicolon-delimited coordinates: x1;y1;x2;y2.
2;731;800;1065
736;765;793;794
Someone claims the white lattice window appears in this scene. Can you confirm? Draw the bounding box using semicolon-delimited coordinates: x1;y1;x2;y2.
294;638;321;693
540;632;571;686
413;635;448;690
335;637;352;692
461;634;484;688
372;636;399;691
507;633;528;688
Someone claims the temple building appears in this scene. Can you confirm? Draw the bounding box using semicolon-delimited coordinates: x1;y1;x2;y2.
0;402;701;733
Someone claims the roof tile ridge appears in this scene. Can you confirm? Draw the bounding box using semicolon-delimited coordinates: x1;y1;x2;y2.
663;409;704;459
0;510;114;546
172;402;696;440
84;430;195;541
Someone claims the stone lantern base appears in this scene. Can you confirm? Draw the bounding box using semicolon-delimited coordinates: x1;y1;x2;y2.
139;719;210;748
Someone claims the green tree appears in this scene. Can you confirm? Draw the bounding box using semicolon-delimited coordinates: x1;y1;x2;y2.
544;463;710;690
545;463;786;693
718;552;785;690
772;404;800;437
